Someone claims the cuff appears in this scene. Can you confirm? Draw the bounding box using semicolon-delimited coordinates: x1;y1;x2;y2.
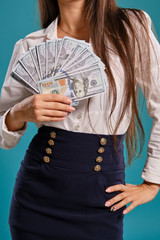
141;169;160;185
0;108;27;149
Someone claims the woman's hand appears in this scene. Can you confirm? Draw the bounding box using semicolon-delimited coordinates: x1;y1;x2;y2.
5;93;75;131
104;180;160;214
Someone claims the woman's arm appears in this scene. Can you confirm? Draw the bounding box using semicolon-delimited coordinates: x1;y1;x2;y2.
0;39;32;149
0;39;75;149
104;11;160;214
135;11;160;185
5;105;27;132
4;93;74;132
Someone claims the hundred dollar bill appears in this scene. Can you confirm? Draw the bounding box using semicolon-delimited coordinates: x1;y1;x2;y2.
11;62;39;94
59;61;107;87
52;67;106;101
64;47;104;71
53;38;63;74
57;45;102;78
68;60;107;86
57;45;85;75
46;40;56;77
38;76;71;98
64;62;107;87
36;42;46;80
54;36;89;75
38;76;79;106
64;49;101;73
29;47;41;80
18;51;40;83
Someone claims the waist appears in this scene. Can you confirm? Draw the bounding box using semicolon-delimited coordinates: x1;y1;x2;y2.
26;126;126;172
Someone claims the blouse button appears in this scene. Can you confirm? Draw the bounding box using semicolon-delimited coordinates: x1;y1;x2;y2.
76;113;82;119
74;125;80;130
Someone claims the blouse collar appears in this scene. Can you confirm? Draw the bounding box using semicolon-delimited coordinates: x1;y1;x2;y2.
45;17;58;40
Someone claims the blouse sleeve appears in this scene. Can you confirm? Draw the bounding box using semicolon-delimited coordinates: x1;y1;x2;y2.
135;11;160;184
0;39;32;150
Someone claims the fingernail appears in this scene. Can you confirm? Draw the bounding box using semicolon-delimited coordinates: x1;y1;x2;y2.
66;98;72;103
69;106;75;111
105;188;111;192
123;210;127;214
105;201;111;207
110;206;116;211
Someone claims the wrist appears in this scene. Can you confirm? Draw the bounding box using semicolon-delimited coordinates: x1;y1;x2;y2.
5;104;27;131
143;180;160;191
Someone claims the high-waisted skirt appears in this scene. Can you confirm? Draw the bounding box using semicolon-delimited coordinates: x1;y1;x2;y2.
9;126;126;240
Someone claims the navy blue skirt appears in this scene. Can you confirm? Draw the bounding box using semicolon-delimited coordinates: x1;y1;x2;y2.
9;126;126;240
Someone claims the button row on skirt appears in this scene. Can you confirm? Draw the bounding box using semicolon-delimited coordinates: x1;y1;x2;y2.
43;131;56;163
94;137;107;172
42;131;108;172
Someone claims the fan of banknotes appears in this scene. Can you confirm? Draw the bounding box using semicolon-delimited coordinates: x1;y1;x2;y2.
11;36;108;106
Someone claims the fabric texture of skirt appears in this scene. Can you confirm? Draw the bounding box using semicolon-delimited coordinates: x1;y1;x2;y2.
9;126;126;240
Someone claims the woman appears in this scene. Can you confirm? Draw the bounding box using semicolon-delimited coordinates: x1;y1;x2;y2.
0;0;160;239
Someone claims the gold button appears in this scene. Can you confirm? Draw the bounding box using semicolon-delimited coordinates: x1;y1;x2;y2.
98;147;105;154
46;148;52;154
50;131;56;138
43;156;50;163
94;165;101;171
96;156;103;163
48;139;54;146
100;138;107;146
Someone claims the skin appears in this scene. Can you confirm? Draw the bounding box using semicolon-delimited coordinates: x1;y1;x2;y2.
5;0;160;214
57;0;88;41
5;94;75;131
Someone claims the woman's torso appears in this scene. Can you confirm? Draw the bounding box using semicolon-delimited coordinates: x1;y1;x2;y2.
19;17;132;135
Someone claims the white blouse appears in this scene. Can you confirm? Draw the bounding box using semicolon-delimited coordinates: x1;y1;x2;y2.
1;11;160;184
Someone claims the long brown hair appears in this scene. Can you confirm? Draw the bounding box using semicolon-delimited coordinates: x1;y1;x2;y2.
38;0;155;167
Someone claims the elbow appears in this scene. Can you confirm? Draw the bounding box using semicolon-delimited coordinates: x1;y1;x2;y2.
0;138;20;150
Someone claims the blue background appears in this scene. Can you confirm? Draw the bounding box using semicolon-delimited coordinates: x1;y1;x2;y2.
0;0;160;239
